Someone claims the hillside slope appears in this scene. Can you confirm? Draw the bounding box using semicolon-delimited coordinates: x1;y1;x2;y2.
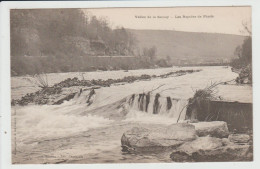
129;29;246;64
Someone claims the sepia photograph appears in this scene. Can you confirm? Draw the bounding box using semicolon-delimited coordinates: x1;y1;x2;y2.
8;6;253;164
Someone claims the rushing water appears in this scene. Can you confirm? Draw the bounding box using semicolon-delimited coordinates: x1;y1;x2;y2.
11;66;252;164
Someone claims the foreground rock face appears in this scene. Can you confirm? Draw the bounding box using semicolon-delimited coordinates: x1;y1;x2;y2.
121;121;253;162
121;123;197;152
191;121;229;138
170;136;253;162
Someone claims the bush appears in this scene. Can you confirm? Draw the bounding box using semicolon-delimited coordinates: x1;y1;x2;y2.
23;73;49;88
186;82;220;120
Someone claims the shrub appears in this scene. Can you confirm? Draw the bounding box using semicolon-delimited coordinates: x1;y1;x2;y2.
24;73;49;88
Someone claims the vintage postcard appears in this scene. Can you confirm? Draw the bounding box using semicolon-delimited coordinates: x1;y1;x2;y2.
1;1;257;167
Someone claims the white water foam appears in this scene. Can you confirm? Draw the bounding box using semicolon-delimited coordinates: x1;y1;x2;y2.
123;109;186;125
13;104;112;145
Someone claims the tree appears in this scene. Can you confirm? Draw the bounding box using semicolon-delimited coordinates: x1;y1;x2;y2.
231;22;252;68
166;55;172;65
234;46;242;58
10;9;139;75
142;46;157;62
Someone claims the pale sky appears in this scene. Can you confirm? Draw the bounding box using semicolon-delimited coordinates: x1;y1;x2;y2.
82;7;251;35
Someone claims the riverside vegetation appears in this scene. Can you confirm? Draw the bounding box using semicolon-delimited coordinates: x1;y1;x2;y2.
230;23;252;84
11;9;172;76
10;9;243;76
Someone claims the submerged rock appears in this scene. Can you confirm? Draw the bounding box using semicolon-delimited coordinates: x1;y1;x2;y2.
191;121;229;138
170;136;253;162
53;92;76;105
121;123;197;153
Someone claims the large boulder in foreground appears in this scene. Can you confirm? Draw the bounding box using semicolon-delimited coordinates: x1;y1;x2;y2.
191;121;229;138
170;136;253;162
121;123;197;152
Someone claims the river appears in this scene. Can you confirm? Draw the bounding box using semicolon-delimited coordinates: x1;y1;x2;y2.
11;66;252;164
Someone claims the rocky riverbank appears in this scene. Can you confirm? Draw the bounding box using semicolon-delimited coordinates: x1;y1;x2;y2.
11;69;200;106
121;121;253;162
233;64;252;84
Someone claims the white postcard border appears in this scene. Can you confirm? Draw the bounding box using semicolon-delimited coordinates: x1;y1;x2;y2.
1;1;260;169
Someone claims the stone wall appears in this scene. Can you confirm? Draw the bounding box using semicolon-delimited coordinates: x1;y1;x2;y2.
186;100;252;132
